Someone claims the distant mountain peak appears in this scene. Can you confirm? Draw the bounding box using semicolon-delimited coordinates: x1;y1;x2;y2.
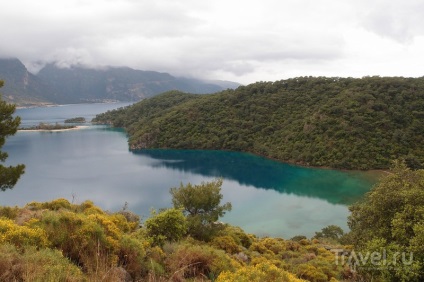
0;58;240;106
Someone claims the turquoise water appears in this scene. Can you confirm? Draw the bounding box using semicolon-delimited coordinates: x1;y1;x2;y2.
1;103;378;238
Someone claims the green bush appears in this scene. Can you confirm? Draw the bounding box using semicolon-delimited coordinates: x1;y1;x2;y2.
295;263;328;282
0;206;19;219
249;237;286;256
117;235;147;280
166;242;233;280
211;235;242;254
26;198;73;211
0;244;85;281
218;225;253;249
170;179;231;241
31;210;118;272
145;208;187;246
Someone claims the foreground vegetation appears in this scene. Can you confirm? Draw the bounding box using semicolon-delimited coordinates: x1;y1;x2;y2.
346;161;424;281
0;164;423;281
0;181;347;282
93;76;424;170
0;82;25;191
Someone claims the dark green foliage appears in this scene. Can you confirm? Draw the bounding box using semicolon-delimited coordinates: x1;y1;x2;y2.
0;81;25;191
170;179;231;240
145;208;187;246
347;161;424;281
93;76;424;170
64;117;86;123
290;235;307;242
313;225;344;242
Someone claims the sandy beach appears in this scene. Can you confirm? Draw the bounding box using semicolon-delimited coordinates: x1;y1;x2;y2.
18;125;90;132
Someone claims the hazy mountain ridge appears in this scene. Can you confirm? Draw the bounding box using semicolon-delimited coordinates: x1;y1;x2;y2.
0;58;241;106
0;58;55;106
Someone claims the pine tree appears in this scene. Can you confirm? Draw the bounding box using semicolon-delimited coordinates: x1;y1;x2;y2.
0;80;25;190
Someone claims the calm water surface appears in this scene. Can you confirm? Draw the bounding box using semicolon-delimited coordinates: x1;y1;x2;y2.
2;103;378;238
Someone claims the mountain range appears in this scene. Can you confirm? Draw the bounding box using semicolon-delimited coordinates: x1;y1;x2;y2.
0;58;240;106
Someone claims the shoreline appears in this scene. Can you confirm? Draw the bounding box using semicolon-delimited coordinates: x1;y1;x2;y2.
117;122;392;177
18;125;90;132
15;101;129;110
130;145;389;178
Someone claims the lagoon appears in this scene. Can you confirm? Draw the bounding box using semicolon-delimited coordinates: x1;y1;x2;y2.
1;103;378;238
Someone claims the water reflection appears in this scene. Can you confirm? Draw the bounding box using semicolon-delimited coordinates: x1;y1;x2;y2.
133;149;375;205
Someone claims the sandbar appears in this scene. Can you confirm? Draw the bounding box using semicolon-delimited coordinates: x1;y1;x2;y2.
18;126;90;132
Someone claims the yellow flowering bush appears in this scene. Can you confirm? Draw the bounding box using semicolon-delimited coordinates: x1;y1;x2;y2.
217;262;306;282
0;198;349;281
26;198;72;211
0;218;48;248
250;237;286;256
211;235;242;254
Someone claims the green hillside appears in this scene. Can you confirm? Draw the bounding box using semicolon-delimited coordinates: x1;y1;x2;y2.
93;76;424;170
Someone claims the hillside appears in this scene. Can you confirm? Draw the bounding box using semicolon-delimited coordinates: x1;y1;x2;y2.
93;76;424;170
0;58;240;106
0;58;55;106
37;64;235;104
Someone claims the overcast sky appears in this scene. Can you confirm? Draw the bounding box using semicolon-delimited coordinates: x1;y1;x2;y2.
1;0;423;84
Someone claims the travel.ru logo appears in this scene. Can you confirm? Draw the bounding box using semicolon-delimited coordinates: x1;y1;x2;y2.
331;248;414;271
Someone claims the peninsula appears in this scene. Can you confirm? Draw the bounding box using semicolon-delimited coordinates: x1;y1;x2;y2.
93;76;424;170
19;122;88;132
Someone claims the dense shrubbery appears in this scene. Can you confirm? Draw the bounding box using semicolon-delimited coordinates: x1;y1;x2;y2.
347;162;424;281
0;244;85;281
93;76;424;170
0;201;345;281
1;169;422;281
217;262;306;282
0;181;349;281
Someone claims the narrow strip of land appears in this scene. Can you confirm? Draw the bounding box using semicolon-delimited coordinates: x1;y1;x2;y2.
18;125;89;132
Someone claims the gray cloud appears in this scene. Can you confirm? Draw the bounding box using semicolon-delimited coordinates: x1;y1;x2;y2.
357;0;424;43
0;0;423;84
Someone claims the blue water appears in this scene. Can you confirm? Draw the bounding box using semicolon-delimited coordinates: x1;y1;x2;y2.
1;103;378;238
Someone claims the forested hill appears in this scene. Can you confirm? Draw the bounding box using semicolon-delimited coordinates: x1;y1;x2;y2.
93;76;424;170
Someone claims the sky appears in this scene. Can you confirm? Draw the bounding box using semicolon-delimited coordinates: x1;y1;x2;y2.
1;0;423;85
